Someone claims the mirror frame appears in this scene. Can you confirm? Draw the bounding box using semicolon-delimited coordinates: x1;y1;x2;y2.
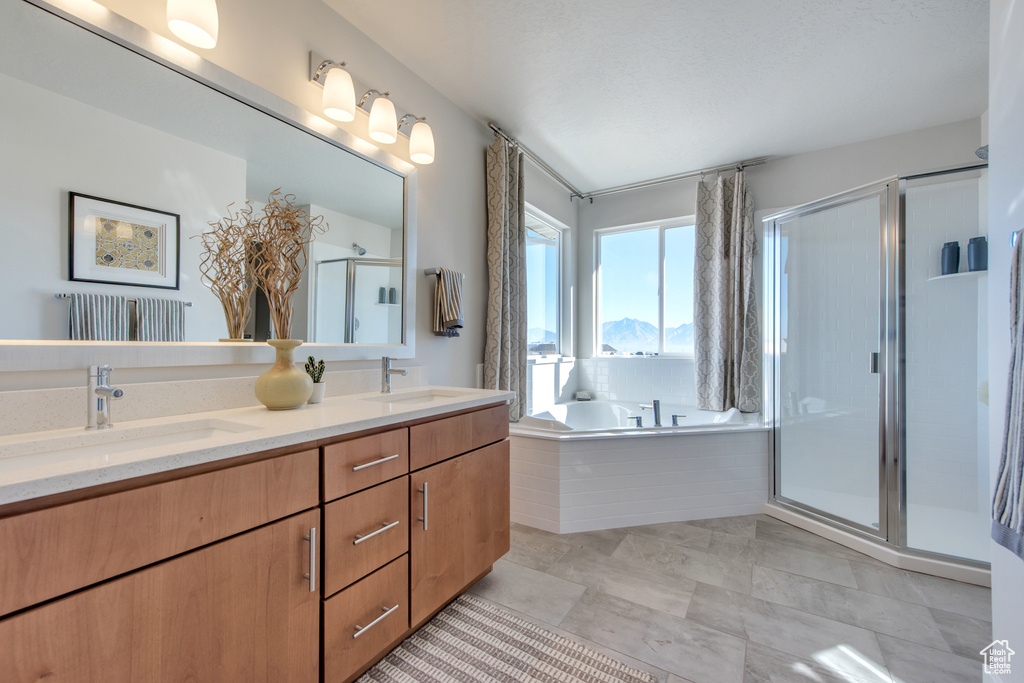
0;0;417;372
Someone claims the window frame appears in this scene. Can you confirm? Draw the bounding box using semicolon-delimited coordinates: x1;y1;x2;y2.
594;215;696;358
524;206;572;359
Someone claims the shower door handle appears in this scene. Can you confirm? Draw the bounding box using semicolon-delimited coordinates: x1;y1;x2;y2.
869;352;879;374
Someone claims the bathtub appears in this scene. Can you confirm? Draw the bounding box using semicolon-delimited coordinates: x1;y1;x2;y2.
510;400;770;534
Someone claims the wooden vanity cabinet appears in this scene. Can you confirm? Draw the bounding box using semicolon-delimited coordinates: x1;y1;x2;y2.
0;508;320;683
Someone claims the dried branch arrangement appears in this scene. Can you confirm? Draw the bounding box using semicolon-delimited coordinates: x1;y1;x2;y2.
250;189;328;339
196;201;259;339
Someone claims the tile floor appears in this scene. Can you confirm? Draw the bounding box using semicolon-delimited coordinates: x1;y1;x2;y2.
469;514;991;683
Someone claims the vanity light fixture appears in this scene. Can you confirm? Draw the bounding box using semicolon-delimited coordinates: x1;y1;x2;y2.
362;90;398;144
400;115;435;165
167;0;219;49
310;57;356;123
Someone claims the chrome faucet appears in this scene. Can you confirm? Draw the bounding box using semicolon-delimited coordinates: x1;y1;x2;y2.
628;415;643;428
381;356;407;394
639;399;662;427
87;365;124;429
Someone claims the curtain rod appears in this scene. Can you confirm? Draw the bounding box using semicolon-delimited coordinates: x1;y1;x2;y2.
580;157;770;201
488;122;585;200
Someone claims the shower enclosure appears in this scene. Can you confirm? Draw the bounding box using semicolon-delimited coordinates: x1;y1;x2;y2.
765;163;989;566
313;258;403;344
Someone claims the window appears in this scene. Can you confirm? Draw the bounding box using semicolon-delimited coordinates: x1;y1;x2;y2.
596;221;695;356
526;212;561;355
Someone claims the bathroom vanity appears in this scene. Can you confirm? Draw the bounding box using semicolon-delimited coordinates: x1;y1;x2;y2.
0;388;512;682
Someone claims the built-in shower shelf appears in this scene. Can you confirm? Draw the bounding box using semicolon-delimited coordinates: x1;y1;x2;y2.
927;271;988;282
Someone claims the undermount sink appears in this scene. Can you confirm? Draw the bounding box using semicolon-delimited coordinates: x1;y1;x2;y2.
360;389;475;405
0;419;260;471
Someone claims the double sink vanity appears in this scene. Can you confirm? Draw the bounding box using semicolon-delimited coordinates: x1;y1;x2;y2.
0;386;513;682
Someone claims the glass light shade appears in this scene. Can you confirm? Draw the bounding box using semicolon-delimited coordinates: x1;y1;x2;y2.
368;96;397;144
322;67;355;123
167;0;219;49
409;120;435;164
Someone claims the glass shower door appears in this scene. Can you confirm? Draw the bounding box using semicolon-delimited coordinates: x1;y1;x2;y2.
771;182;894;535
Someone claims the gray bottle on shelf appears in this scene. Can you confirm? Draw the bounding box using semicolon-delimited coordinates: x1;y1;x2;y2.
968;236;988;271
941;241;960;275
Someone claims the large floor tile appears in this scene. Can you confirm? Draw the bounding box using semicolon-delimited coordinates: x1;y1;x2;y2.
876;633;983;683
541;527;630;556
628;521;713;549
681;514;765;540
560;590;747;683
929;608;992;660
468;558;585;626
504;525;572;571
742;641;893;683
612;533;754;593
547;545;698;618
849;561;992;621
754;518;887;565
709;531;858;588
686;582;888;680
751;566;951;651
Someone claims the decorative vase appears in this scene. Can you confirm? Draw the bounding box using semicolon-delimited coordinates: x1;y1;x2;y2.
308;382;326;404
255;339;313;410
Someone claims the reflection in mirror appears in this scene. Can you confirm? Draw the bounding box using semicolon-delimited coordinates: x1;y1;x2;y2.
0;0;406;345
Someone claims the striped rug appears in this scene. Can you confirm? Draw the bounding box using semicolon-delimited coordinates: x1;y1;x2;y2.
358;595;658;683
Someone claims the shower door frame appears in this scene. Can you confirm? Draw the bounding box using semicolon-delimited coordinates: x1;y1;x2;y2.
766;162;991;568
765;178;899;543
313;257;402;343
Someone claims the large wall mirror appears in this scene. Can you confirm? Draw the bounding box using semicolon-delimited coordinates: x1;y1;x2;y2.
0;0;416;370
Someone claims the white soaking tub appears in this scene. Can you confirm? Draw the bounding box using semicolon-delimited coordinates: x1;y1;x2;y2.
510;400;769;534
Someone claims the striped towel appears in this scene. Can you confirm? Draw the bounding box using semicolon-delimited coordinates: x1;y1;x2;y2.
135;297;185;342
433;268;464;338
994;233;1024;561
68;293;128;341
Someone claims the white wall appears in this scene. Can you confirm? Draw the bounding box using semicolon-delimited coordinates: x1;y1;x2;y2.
0;0;492;392
988;1;1024;678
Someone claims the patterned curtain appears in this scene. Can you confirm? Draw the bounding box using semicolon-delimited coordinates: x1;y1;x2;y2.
483;137;527;421
694;171;761;412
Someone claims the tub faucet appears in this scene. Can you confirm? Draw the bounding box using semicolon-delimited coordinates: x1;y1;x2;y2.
639;399;662;427
381;356;407;394
628;416;643;428
87;365;124;430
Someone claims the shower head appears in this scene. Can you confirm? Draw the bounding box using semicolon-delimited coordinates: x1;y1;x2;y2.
976;145;989;160
352;242;367;256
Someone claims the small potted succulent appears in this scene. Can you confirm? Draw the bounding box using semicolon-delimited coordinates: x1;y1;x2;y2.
305;356;327;404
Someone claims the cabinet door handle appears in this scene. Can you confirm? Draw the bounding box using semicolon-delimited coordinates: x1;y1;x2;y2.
418;482;428;531
352;453;400;471
303;527;316;593
353;520;400;545
354;604;400;639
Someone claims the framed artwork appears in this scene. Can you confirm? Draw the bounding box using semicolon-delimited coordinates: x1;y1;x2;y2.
69;192;181;290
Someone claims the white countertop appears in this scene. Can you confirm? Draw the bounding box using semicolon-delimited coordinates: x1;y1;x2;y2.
0;386;513;506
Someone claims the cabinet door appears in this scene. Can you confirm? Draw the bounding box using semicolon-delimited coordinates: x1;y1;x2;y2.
0;509;320;683
409;440;509;626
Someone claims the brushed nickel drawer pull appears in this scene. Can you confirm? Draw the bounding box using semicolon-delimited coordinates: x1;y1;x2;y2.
353;520;400;545
354;604;399;639
352;453;400;471
303;527;316;593
418;482;428;531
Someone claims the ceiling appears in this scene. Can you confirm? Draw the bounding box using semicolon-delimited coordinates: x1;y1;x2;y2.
323;0;988;193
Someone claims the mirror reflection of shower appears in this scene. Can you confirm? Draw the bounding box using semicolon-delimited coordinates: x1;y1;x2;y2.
312;257;402;344
352;242;367;255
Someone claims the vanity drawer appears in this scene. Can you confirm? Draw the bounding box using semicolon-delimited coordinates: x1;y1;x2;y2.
323;428;409;501
409;403;509;470
323;555;409;683
324;476;408;596
0;449;318;618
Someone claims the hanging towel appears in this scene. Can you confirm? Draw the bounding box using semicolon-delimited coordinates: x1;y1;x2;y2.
433;268;464;338
135;297;185;342
68;293;129;341
994;232;1024;561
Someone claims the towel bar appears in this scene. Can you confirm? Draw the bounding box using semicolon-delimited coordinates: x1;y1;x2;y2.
55;293;193;307
423;268;465;278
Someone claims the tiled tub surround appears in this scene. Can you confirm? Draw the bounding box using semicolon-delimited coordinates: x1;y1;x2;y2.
470;514;991;683
510;426;769;534
0;383;509;504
